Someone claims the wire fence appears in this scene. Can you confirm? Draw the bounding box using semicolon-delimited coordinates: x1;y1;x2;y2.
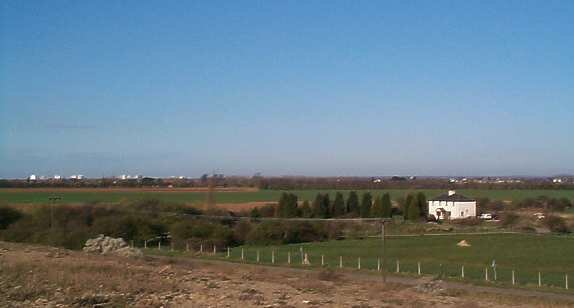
138;241;572;291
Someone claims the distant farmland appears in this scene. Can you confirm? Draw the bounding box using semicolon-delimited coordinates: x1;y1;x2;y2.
1;188;573;205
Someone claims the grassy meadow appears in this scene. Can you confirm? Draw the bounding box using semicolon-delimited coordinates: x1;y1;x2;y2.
222;233;574;289
1;188;574;205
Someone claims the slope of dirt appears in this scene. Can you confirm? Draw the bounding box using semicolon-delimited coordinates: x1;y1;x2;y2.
0;241;572;307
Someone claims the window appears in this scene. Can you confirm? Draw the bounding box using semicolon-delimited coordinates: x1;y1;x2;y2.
461;211;464;217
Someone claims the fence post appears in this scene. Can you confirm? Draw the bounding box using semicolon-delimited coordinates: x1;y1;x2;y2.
339;256;343;269
158;241;161;250
241;248;244;261
377;258;381;272
461;265;464;279
396;260;400;273
288;251;291;265
200;244;203;254
227;247;230;258
485;268;488;281
144;240;147;249
321;255;324;267
566;274;569;290
538;272;542;287
256;250;260;263
272;250;275;264
213;245;217;254
170;242;174;252
512;270;515;285
357;257;361;270
494;267;497;281
418;262;421;275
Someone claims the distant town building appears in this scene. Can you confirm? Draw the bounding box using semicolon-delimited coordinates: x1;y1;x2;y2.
28;174;37;181
428;190;476;220
54;175;62;180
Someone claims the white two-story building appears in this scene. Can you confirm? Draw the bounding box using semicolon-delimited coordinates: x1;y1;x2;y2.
428;190;476;220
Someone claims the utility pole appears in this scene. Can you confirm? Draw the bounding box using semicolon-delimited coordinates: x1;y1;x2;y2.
381;219;387;283
48;196;62;229
205;172;216;211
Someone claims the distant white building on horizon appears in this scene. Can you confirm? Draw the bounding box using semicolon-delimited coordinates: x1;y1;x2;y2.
428;190;477;220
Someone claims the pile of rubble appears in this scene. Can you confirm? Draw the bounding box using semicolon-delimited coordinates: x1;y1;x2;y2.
413;278;446;294
83;235;143;258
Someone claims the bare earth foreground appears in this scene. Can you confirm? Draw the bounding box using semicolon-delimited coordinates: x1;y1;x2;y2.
1;242;573;307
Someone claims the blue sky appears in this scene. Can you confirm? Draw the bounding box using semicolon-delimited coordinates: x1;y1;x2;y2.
1;1;573;178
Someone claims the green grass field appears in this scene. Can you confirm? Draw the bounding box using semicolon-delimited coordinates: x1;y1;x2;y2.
222;233;574;289
1;189;573;205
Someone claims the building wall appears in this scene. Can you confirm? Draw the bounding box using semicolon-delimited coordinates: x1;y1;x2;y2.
428;200;476;220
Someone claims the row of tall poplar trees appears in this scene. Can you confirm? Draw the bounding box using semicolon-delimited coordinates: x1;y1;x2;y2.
275;191;427;220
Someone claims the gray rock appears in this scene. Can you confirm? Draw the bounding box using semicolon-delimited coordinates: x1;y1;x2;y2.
83;235;143;258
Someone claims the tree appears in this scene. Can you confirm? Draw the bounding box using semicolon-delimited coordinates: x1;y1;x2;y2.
322;194;331;218
416;192;427;217
406;196;421;221
299;200;312;218
381;193;392;218
250;207;261;218
346;191;360;217
403;194;415;219
312;194;330;218
277;193;298;218
312;193;324;218
360;192;372;218
371;195;384;217
331;192;346;217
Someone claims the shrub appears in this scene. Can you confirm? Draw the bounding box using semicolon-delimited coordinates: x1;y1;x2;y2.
169;219;233;249
232;220;253;244
543;215;570;233
283;222;327;243
246;221;285;245
450;217;480;226
0;206;23;229
501;213;519;227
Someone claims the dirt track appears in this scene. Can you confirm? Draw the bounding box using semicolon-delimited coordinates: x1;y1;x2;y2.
1;242;573;307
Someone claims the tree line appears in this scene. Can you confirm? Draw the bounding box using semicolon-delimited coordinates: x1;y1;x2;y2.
265;191;428;221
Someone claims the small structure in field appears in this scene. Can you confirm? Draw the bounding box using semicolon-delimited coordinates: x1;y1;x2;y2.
428;190;476;220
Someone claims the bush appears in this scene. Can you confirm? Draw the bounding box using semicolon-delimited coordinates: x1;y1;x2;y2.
450;217;480;226
170;219;233;249
543;215;570;233
0;206;23;229
246;221;285;245
501;213;520;227
91;215;165;242
232;220;253;244
283;222;327;243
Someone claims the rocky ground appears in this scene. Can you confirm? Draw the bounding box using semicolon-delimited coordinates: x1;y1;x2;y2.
0;241;573;307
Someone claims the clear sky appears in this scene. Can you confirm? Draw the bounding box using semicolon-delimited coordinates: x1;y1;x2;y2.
1;1;573;178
